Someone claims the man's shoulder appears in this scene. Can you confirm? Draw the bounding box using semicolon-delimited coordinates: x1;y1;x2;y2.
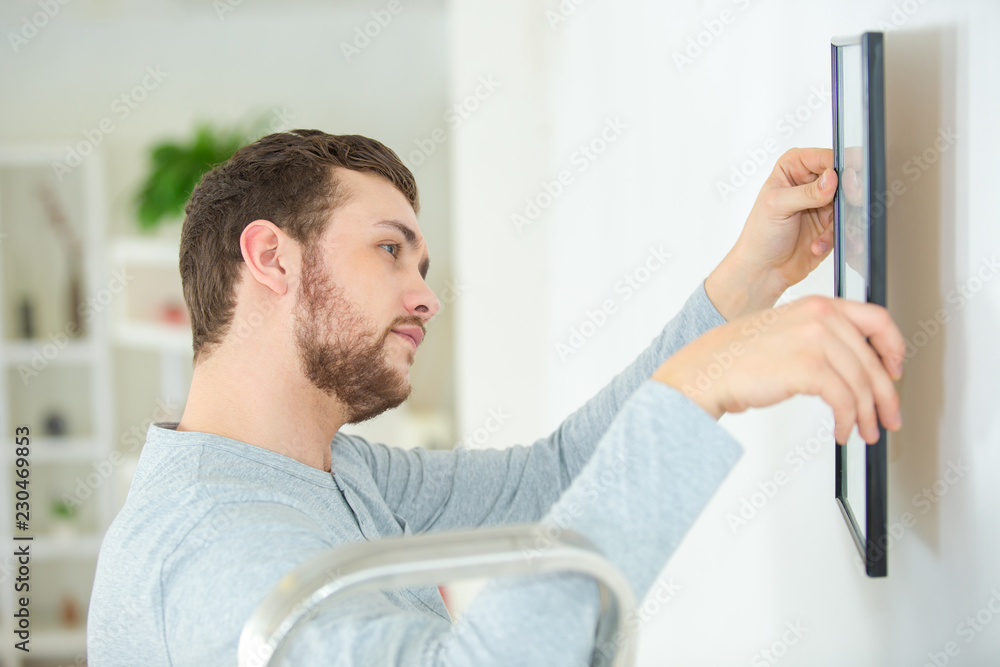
98;436;344;583
91;491;336;667
90;407;378;664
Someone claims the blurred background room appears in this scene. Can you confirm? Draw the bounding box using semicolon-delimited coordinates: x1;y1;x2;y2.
0;0;997;665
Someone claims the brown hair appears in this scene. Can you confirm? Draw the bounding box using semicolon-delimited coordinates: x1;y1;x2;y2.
179;129;419;364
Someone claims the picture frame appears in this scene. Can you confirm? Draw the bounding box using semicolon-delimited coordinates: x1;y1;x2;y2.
831;31;888;578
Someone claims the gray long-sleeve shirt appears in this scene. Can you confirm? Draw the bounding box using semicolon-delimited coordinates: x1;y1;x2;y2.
86;281;743;666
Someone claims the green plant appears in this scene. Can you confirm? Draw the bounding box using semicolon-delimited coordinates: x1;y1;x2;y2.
51;498;78;520
135;121;258;231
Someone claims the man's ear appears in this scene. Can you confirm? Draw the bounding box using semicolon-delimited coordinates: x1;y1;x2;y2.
239;220;297;297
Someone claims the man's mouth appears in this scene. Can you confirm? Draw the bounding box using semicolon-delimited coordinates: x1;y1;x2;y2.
391;326;424;349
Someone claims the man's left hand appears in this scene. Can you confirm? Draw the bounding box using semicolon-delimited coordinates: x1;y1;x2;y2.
705;147;839;321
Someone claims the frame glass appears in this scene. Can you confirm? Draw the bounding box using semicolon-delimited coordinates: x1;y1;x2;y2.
831;31;888;578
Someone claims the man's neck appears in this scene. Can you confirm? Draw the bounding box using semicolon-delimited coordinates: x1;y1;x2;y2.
175;347;347;473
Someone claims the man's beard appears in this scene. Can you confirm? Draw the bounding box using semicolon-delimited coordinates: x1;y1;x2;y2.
293;246;412;424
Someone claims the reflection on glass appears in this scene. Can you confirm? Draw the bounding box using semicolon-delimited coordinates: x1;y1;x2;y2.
845;425;866;533
837;42;868;538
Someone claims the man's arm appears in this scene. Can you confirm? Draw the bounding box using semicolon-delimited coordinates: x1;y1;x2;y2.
341;279;728;533
160;380;739;666
349;146;847;534
288;384;740;666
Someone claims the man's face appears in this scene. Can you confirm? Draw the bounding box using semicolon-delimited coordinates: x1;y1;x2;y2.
291;169;438;424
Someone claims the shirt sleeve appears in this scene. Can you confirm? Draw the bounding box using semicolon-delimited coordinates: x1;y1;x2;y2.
271;381;741;666
347;280;729;533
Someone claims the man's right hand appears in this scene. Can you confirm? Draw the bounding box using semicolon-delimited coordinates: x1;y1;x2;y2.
651;296;905;445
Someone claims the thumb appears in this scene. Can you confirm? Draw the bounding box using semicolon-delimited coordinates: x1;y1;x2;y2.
767;168;838;218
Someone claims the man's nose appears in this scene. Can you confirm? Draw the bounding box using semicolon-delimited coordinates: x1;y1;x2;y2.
416;285;441;320
406;276;440;321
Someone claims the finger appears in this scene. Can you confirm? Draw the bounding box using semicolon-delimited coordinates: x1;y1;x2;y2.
831;300;907;381
820;332;882;443
776;147;835;185
789;308;878;443
806;364;858;445
823;306;902;434
806;204;835;256
811;215;835;257
765;168;838;218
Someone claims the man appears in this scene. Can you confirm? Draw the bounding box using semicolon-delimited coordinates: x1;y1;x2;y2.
87;130;903;665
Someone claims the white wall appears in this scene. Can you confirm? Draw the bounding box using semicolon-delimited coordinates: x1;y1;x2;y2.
450;0;1000;664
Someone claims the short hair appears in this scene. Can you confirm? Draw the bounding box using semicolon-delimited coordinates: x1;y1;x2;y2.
178;130;418;364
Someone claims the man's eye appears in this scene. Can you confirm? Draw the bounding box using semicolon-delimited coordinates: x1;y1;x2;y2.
379;243;399;257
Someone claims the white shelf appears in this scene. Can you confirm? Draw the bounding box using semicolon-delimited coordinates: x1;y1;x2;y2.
5;437;98;462
31;534;103;560
1;338;95;366
21;627;86;657
110;234;180;266
0;146;69;164
114;320;192;354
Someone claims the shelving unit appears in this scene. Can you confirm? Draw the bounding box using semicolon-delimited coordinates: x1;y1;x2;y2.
0;147;114;666
108;233;192;413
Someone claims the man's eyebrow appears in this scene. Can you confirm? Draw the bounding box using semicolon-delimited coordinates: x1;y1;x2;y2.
374;219;430;280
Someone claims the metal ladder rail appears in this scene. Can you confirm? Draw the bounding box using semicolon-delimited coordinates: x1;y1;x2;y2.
238;523;637;667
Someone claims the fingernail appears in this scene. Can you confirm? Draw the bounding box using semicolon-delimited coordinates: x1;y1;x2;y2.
895;361;904;379
894;410;903;429
819;171;829;189
816;239;829;254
